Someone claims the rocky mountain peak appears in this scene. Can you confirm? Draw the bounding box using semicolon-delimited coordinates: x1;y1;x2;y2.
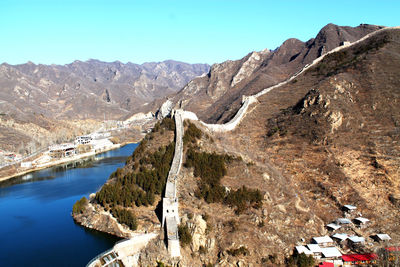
169;23;381;125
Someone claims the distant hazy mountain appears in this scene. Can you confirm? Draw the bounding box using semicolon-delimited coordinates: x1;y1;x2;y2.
0;59;209;153
0;59;209;121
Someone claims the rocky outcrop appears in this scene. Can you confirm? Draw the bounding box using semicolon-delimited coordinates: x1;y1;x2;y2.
73;202;133;239
157;99;174;119
231;49;270;88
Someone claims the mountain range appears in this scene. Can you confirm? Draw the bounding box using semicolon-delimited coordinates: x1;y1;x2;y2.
0;60;209;152
72;23;400;266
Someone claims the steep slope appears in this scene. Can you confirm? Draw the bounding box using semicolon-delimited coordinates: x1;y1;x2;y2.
203;27;400;264
171;23;383;124
78;26;400;266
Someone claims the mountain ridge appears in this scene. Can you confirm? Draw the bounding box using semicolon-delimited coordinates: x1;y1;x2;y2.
73;25;400;266
169;23;384;124
0;59;209;153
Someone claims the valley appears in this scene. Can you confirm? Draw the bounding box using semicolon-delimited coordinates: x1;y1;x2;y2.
1;21;400;267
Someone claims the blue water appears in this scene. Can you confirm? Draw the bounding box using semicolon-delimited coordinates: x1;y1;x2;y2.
0;143;137;267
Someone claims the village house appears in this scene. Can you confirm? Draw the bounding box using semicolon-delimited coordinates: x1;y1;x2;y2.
49;143;76;158
331;233;349;247
21;161;32;168
307;244;323;259
295;245;313;256
353;217;370;228
326;223;341;231
341;253;377;266
348;236;365;248
336;218;352;230
312;236;335;248
75;135;92;145
373;234;391;243
343;204;357;213
319;262;334;267
320;247;342;262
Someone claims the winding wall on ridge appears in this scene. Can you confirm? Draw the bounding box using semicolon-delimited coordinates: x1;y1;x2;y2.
161;26;400;259
162;110;184;258
184;26;400;133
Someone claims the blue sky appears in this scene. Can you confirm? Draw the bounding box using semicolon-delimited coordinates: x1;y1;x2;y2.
0;0;398;65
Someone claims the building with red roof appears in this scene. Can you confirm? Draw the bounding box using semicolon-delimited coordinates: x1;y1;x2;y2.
385;246;400;252
319;262;334;267
342;253;377;266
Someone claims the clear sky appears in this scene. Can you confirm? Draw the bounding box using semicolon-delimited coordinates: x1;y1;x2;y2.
0;0;398;65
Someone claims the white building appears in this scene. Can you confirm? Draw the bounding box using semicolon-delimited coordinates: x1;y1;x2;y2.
336;218;352;224
295;246;313;255
343;204;356;212
331;233;349;243
307;244;323;258
348;236;365;247
327;223;341;231
312;236;335;247
49;143;76;158
75;135;92;145
320;247;342;260
336;218;352;229
354;217;370;228
21;161;32;168
374;234;391;242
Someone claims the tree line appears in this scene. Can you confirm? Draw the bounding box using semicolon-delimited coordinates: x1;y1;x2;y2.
95;141;175;209
186;148;262;213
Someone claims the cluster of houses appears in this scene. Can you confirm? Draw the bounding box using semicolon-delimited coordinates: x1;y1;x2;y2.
295;205;396;266
17;132;115;169
48;132;112;159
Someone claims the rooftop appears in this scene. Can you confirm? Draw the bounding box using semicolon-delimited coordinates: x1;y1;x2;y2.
331;233;348;241
354;217;370;223
343;204;357;210
295;246;313;255
342;253;377;262
336;218;352;224
327;223;341;230
49;143;76;151
319;262;334;267
376;234;391;241
313;236;334;244
307;244;323;253
348;236;365;243
321;247;342;258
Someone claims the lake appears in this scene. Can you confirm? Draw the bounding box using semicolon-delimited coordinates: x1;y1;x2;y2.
0;143;137;267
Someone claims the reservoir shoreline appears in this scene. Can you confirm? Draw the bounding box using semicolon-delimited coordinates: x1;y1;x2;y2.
0;141;137;183
0;143;137;267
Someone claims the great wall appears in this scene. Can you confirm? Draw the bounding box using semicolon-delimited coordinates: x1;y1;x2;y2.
87;26;400;265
